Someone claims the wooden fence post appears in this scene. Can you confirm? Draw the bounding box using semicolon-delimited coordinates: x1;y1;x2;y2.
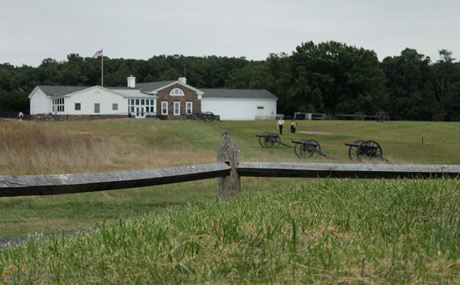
216;137;241;199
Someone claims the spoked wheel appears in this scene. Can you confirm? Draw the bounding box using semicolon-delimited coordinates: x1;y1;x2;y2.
264;133;280;148
301;139;321;158
294;139;307;158
357;140;383;160
294;139;321;159
348;140;364;160
259;132;270;148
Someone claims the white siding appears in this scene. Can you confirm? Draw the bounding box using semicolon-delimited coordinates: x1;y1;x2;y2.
65;88;128;115
29;89;52;115
201;98;277;120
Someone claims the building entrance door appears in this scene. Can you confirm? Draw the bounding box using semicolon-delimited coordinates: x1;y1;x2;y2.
256;106;265;119
136;107;146;118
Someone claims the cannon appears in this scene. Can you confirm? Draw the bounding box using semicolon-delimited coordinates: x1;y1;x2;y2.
292;139;327;159
256;132;291;148
345;140;387;161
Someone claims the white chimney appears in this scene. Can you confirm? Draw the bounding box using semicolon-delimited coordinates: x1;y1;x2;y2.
127;75;136;88
178;77;187;84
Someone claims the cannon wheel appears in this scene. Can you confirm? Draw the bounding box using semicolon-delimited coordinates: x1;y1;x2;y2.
258;132;270;148
294;139;308;158
375;111;390;122
203;111;214;122
357;140;383;160
354;111;366;120
301;139;321;158
348;140;364;160
261;133;280;148
294;139;321;159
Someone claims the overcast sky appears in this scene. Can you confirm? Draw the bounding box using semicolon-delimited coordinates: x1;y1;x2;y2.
2;0;459;67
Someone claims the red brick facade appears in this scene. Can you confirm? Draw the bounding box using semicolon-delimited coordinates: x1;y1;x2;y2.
156;83;201;120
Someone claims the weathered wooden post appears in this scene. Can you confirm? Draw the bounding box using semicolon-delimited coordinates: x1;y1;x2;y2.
216;137;241;199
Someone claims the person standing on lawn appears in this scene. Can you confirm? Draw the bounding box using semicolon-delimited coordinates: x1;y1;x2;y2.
277;118;285;135
290;119;297;135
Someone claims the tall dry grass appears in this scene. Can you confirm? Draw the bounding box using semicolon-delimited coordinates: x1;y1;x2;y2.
0;120;215;175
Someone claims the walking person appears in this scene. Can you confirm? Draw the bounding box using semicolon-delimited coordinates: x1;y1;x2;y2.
277;118;285;135
18;111;24;121
290;119;297;135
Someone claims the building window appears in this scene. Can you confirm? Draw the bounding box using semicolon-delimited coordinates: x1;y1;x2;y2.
174;102;180;115
53;97;65;113
161;102;168;115
75;103;81;111
94;103;100;113
257;106;264;109
131;106;134;113
112;103;118;111
136;99;139;105
186;102;193;115
170;88;184;96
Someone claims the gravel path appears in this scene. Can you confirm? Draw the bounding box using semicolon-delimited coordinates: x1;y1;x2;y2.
0;228;90;250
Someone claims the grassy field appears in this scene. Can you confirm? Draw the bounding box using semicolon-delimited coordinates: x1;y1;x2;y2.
0;118;460;282
0;119;459;239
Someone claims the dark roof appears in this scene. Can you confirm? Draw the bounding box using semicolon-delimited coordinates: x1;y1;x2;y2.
201;88;277;99
37;85;151;97
135;81;176;91
37;85;90;96
36;84;277;100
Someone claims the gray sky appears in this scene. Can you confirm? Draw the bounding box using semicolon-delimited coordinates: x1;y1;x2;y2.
2;0;459;67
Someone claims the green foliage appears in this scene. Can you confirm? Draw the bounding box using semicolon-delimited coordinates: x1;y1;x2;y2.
274;41;387;115
0;90;29;112
382;48;440;121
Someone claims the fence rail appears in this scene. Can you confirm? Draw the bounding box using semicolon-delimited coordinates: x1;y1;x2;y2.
1;138;459;198
238;162;460;179
0;163;231;197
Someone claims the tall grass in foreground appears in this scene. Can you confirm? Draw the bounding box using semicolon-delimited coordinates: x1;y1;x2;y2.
2;179;460;283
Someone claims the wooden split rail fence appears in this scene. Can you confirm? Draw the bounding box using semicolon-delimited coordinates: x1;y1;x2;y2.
1;137;460;199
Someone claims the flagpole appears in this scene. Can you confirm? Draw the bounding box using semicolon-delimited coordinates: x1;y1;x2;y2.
101;48;104;87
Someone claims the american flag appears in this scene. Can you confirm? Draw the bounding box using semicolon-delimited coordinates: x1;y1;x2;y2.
92;49;103;58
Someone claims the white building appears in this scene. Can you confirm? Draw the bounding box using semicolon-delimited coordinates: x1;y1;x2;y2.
28;77;277;120
201;89;277;120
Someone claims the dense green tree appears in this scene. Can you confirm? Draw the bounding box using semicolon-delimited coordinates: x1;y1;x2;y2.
0;63;15;91
0;90;29;113
263;53;291;114
431;50;460;121
277;41;387;115
381;48;439;120
225;61;267;89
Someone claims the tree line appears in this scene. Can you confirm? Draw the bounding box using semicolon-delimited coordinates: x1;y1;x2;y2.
1;41;459;121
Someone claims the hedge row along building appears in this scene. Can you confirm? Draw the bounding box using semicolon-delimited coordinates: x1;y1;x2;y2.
28;77;278;120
